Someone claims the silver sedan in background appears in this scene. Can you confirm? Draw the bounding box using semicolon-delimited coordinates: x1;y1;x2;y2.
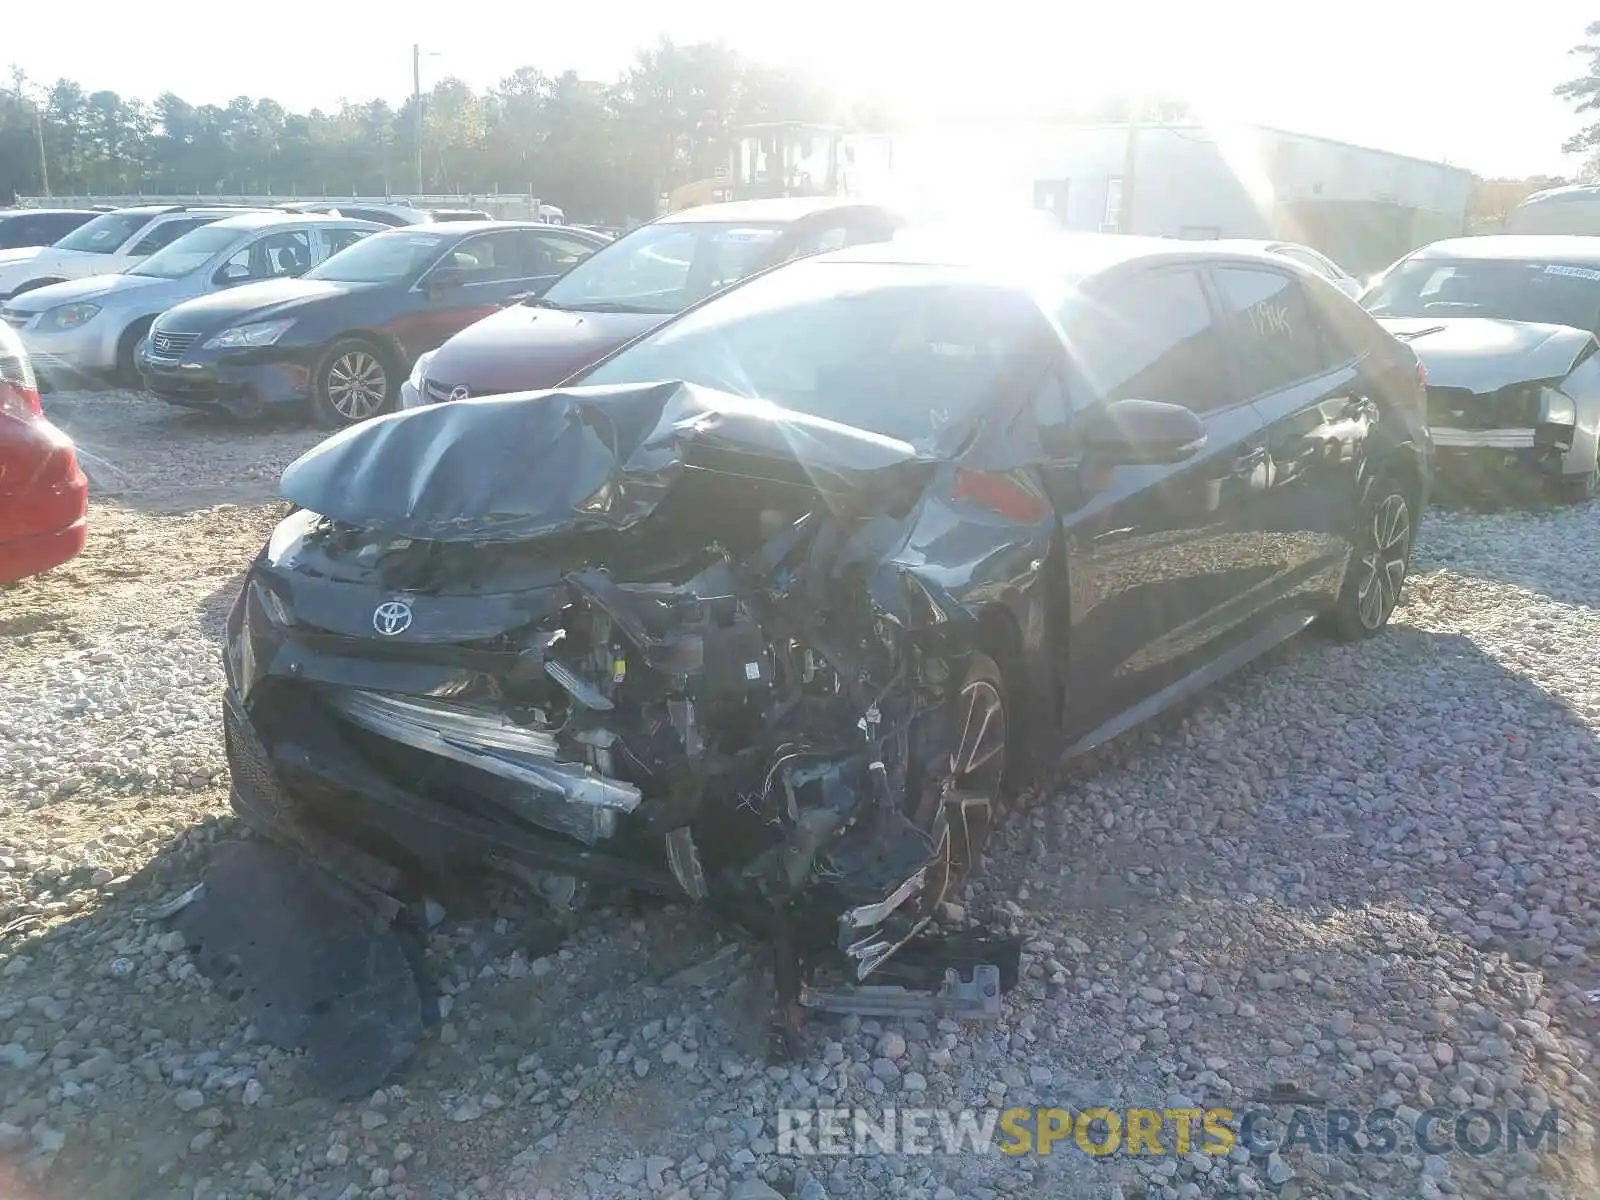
0;212;382;387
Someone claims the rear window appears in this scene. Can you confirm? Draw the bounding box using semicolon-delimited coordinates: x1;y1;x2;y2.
55;211;156;254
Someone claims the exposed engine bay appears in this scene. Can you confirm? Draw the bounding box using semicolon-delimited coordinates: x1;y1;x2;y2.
202;382;1048;1090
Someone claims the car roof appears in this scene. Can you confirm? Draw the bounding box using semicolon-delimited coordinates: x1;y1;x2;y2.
0;208;101;218
362;219;575;238
1518;184;1600;207
101;205;267;217
1408;235;1600;264
660;197;891;225
1209;238;1319;256
816;230;1308;287
204;212;380;232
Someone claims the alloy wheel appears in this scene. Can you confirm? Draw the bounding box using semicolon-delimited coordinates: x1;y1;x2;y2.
1356;493;1410;631
928;667;1008;882
326;351;388;421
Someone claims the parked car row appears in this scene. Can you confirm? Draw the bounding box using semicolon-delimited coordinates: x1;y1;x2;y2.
0;208;612;420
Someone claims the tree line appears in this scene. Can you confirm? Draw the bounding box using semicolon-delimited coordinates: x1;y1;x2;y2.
0;43;886;223
1;46;1191;225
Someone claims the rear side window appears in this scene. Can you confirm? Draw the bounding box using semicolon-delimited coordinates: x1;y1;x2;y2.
524;231;596;276
1064;267;1234;413
40;214;93;243
321;227;372;257
0;217;34;250
444;231;530;282
1213;267;1328;397
130;218;212;257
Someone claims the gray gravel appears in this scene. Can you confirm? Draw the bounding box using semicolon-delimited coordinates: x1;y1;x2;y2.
1;391;1597;1199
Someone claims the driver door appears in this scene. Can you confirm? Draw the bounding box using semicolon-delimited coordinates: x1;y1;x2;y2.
1052;265;1273;740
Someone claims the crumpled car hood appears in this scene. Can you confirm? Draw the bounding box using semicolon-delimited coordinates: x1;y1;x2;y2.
1378;316;1596;391
279;380;926;542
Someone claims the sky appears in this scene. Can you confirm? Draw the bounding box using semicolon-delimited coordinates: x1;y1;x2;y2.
7;0;1595;179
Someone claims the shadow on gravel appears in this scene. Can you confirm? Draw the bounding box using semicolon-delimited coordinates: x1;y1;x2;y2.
200;574;249;642
1017;620;1600;953
0;803;753;1199
973;614;1600;1198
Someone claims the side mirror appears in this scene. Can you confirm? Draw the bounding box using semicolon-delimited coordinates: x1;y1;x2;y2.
216;263;251;286
1081;398;1206;466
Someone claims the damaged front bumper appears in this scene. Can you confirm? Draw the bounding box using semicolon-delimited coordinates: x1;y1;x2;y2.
220;544;1019;1080
204;381;1058;1086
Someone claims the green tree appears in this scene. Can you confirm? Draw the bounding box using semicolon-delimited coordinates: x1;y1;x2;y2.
0;43;870;216
1555;20;1600;153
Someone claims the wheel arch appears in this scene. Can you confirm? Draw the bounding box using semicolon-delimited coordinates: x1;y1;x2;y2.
117;312;157;352
11;277;66;297
338;327;409;371
1364;437;1428;516
972;578;1061;791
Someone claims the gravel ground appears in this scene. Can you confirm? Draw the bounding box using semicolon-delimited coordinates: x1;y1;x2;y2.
2;390;1598;1200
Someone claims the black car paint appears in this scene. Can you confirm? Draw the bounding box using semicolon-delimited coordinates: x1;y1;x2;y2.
137;223;609;419
216;245;1429;1085
235;249;1428;800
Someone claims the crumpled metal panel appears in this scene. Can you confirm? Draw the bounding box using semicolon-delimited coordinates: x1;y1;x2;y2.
170;839;434;1099
277;380;923;543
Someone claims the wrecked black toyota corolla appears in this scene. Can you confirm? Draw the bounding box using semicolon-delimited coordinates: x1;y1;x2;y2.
208;236;1431;1090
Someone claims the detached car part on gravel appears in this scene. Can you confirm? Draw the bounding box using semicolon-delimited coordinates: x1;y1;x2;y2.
200;237;1432;1092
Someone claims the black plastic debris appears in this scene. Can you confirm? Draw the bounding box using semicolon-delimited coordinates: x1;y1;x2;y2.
170;839;435;1099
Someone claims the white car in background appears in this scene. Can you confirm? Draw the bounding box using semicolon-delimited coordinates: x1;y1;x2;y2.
1;212;382;386
0;205;263;301
1211;239;1364;298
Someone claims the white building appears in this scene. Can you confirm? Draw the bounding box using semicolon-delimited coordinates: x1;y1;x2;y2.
849;121;1473;276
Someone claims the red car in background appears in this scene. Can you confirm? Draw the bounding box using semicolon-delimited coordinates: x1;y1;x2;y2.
0;320;86;583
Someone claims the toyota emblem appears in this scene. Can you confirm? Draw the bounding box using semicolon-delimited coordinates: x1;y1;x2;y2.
373;600;414;636
448;385;470;402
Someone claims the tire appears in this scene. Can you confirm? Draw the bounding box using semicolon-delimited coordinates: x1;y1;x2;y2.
311;338;397;428
114;319;154;389
1559;470;1599;504
1326;476;1414;641
1556;446;1599;504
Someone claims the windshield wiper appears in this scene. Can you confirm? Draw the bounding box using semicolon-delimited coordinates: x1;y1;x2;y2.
521;295;567;309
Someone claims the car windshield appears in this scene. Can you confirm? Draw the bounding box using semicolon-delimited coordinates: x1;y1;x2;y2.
54;211;153;254
540;221;789;314
1363;257;1600;332
127;226;243;278
305;230;447;284
576;260;1043;444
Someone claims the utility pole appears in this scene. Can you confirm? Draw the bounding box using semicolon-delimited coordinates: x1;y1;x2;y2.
412;44;424;197
33;102;50;197
1118;92;1141;235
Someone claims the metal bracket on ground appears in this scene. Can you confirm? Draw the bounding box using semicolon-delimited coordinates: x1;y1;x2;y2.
798;963;1003;1020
